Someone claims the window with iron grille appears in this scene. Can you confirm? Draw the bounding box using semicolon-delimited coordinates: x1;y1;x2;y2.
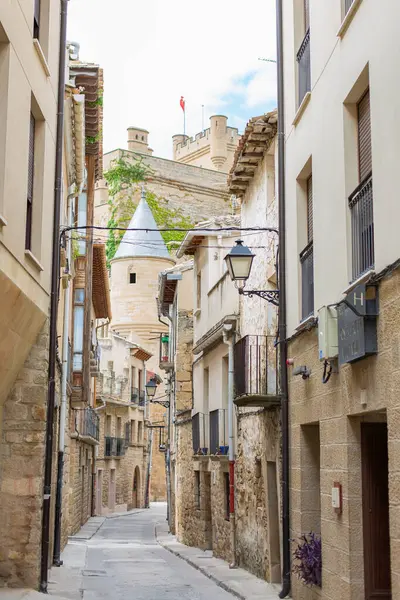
297;29;311;107
33;0;41;39
349;89;374;280
26;113;35;250
300;175;314;320
224;472;230;521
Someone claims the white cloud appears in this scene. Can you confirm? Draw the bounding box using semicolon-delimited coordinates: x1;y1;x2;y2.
67;0;277;158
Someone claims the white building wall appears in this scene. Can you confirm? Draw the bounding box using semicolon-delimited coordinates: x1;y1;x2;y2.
284;0;400;334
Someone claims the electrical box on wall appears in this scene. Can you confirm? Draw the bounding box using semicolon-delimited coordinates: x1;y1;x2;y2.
318;306;338;361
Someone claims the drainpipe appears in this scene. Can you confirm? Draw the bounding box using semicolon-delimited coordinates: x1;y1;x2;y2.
40;0;69;591
276;0;291;596
144;428;153;508
223;325;237;568
143;360;147;419
53;194;73;566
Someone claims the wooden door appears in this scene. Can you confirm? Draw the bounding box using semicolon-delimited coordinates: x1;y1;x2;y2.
97;470;103;515
361;423;391;600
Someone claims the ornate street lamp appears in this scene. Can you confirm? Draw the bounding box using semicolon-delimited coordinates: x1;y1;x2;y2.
224;240;280;306
145;377;158;399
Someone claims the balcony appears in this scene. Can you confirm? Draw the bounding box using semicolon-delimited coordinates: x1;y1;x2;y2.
105;436;125;458
297;29;311;107
131;387;139;404
139;390;145;407
192;412;209;455
74;407;100;443
234;335;280;408
300;241;314;320
349;174;374;281
159;334;173;370
209;409;228;456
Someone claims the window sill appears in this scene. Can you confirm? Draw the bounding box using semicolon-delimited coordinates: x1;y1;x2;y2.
194;308;201;318
342;268;375;295
293;92;311;126
337;0;363;38
33;39;50;77
0;214;7;227
296;313;317;332
25;249;44;272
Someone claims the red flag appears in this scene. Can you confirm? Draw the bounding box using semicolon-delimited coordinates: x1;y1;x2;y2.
180;96;185;112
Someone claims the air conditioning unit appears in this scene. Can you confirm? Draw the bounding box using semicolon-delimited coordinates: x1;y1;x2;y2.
318;306;338;361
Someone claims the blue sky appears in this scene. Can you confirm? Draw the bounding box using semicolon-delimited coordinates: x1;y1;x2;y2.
67;0;277;159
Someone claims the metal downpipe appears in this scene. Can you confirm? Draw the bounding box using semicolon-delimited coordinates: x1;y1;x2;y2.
276;0;291;596
40;0;69;591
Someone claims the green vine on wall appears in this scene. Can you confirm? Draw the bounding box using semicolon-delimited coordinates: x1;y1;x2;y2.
103;157;194;265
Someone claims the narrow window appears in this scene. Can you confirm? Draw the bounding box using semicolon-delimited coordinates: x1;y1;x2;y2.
297;0;311;107
76;193;87;255
137;421;143;444
105;414;112;436
194;471;201;508
73;288;85;370
130;420;135;444
26;113;35;250
300;174;314;320
33;0;41;39
196;272;202;309
224;472;230;520
130;272;136;284
116;417;122;438
349;89;374;279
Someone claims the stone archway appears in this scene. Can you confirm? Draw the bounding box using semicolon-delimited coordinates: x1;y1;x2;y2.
132;466;141;508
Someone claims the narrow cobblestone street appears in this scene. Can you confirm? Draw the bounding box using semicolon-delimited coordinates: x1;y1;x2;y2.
47;504;236;600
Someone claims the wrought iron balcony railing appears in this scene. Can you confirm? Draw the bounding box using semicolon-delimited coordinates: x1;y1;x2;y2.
74;407;100;441
131;387;139;404
349;174;374;281
297;29;311;106
234;335;280;407
300;241;314;320
139;390;145;407
104;436;126;457
209;409;228;456
192;412;209;455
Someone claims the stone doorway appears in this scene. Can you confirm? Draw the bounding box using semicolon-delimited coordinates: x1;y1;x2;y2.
361;422;391;600
96;470;103;515
109;468;116;511
132;466;141;508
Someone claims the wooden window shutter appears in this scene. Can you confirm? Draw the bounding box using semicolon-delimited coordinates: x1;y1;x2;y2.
358;90;372;182
304;0;310;31
307;174;313;243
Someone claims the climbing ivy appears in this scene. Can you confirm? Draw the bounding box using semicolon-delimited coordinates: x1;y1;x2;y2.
103;157;194;265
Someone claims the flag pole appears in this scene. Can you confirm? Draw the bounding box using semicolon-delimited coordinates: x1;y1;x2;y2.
184;106;186;137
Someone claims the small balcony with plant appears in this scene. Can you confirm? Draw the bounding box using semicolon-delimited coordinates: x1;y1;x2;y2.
234;335;280;408
159;333;173;370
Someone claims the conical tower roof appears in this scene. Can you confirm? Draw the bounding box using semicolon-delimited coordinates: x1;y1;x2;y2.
113;188;171;261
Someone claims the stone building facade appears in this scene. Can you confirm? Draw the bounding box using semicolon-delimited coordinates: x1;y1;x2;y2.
228;111;282;583
175;217;241;564
282;1;400;599
172;115;240;173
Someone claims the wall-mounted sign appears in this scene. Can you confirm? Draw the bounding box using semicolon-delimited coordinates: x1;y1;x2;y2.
337;283;378;365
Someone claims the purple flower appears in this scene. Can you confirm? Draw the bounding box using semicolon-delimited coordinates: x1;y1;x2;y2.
292;532;322;587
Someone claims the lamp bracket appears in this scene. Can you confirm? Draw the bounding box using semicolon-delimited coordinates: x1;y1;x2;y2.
238;288;280;306
151;399;170;409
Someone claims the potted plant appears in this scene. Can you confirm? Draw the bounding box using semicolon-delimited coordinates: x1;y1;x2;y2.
292;532;322;588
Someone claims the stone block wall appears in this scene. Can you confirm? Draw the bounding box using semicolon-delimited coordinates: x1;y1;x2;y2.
288;267;400;600
235;409;281;582
0;320;49;588
210;460;232;563
68;436;93;535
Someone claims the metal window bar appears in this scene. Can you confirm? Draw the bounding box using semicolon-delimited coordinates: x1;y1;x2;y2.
82;408;100;441
234;335;279;399
300;241;314;320
131;387;139;404
139;390;145;407
192;413;209;454
297;29;311;107
116;438;125;456
345;0;354;15
349;174;374;280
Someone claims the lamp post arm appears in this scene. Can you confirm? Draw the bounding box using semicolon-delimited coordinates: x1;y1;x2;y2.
238;288;280;306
